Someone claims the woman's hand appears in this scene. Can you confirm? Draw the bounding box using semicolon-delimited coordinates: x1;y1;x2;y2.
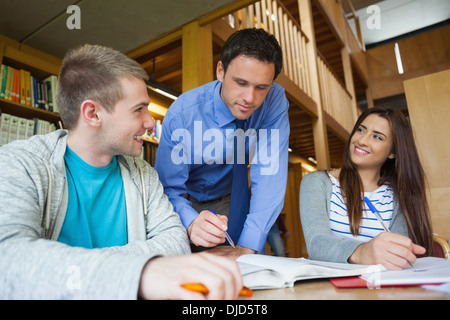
348;232;426;270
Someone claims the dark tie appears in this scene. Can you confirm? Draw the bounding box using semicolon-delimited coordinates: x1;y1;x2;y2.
228;119;249;244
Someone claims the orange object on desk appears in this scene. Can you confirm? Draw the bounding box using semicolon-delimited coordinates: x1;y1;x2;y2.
181;283;253;297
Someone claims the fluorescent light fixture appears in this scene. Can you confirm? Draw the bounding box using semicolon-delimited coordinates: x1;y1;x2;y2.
394;43;404;75
307;156;317;165
228;13;235;28
145;79;180;101
149;87;179;100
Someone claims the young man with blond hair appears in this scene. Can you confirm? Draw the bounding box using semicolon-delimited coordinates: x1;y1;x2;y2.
0;44;242;300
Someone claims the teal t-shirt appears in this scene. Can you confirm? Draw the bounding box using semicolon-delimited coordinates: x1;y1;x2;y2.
58;146;127;248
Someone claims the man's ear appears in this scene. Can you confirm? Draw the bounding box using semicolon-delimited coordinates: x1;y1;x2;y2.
80;100;101;127
216;61;224;82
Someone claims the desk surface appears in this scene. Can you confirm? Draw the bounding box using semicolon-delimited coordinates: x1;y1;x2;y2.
242;279;450;300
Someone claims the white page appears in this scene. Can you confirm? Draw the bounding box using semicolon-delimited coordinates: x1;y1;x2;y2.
361;257;450;285
422;282;450;293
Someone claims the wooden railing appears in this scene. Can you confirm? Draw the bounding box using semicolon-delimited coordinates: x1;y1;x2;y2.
228;0;360;134
236;0;312;99
343;0;365;50
317;54;355;133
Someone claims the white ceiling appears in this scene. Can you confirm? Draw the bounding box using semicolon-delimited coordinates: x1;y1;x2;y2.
348;0;450;46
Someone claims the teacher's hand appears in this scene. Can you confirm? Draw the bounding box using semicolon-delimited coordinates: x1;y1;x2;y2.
187;210;229;247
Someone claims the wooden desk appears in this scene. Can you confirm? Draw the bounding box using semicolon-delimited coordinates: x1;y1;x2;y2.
242;279;450;300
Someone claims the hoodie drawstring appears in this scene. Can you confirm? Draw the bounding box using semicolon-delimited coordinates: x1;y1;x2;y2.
43;163;52;238
139;165;147;217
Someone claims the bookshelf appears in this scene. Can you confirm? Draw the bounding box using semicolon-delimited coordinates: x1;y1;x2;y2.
0;36;62;124
0;98;60;123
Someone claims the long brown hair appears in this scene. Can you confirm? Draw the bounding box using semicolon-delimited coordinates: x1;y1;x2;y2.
339;106;433;255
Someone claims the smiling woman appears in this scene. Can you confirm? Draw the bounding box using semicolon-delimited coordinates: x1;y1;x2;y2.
349;114;395;173
300;106;434;270
339;106;431;244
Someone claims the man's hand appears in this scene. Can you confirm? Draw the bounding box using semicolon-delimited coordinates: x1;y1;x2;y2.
208;245;256;260
348;232;426;270
138;252;243;300
187;210;229;247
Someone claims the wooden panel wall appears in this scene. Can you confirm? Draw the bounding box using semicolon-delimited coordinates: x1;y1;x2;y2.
367;25;450;100
404;69;450;240
283;162;308;257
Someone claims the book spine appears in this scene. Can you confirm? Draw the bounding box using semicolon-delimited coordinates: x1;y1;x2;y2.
33;77;38;108
46;79;53;112
0;65;5;99
8;116;19;143
20;69;26;104
25;71;31;106
0;113;11;146
5;67;13;100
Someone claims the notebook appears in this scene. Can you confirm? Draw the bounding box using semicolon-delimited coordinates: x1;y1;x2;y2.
236;254;385;290
331;257;450;288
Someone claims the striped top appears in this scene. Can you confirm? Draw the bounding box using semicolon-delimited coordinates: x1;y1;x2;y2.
328;173;394;242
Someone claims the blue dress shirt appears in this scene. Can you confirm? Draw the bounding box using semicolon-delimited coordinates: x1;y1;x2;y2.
155;80;290;252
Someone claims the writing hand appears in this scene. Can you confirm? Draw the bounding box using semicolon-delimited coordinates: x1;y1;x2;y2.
348;232;426;270
187;210;229;247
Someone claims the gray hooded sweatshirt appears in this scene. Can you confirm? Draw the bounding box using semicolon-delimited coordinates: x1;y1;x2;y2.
0;130;190;299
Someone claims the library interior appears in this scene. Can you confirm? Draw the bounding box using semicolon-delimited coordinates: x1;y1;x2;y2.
0;0;449;300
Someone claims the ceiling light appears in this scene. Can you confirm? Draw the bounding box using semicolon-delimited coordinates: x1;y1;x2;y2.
307;157;317;164
145;79;180;100
394;42;404;75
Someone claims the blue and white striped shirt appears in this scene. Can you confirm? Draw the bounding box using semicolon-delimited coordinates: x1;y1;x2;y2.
328;173;394;242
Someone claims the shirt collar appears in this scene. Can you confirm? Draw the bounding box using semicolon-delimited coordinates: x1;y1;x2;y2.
213;81;236;128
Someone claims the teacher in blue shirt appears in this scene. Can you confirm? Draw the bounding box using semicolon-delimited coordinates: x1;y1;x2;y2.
155;28;290;259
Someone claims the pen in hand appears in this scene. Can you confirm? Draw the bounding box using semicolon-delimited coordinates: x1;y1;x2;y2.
181;283;253;297
363;197;390;232
210;209;235;248
363;197;414;268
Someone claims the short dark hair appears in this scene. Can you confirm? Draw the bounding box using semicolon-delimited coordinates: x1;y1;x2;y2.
220;28;283;80
57;44;148;130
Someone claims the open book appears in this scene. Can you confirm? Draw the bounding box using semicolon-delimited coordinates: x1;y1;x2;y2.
237;254;385;290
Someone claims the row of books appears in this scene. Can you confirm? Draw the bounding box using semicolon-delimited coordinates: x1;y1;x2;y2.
139;140;158;167
143;119;162;143
0;64;59;113
0;112;57;146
